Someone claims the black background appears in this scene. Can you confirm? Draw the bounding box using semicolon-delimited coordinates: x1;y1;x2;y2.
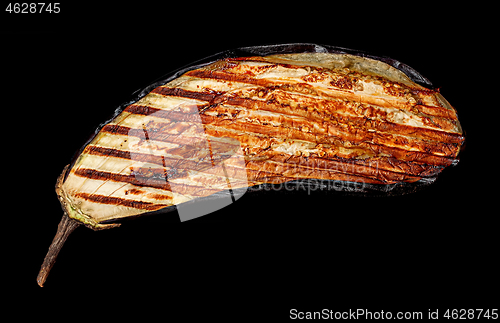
2;3;497;320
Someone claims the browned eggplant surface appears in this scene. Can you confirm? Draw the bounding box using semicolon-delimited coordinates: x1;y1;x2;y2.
38;45;464;286
60;51;463;226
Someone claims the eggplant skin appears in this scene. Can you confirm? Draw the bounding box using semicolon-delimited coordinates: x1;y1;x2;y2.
58;52;464;227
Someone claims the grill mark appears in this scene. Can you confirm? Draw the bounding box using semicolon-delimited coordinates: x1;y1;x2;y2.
210;88;458;145
185;68;459;128
251;150;438;180
415;104;456;119
82;138;437;186
83;145;235;176
359;142;456;166
245;157;420;184
82;139;252;184
102;124;130;136
221;91;463;144
102;114;454;173
186;69;296;91
246;165;388;185
151;87;217;102
146;67;461;137
129;92;463;146
153;92;463;148
102;124;207;149
74;167;171;190
59;54;466;228
118;98;460;158
125;104;161;116
197;115;455;166
85;145;132;159
74;192;169;210
78;59;461;194
82;141;377;183
227;57;445;106
86;102;452;185
250;98;463;143
73;167;223;197
123;104;205;123
82;144;256;183
157;73;462;143
78;149;422;189
200;104;459;157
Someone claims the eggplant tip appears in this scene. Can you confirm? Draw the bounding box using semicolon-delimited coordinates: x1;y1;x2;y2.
37;270;47;288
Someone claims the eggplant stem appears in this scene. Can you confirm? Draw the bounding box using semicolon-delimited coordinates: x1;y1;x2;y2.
37;214;81;287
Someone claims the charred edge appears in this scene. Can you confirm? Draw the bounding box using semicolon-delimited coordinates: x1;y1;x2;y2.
74;192;169;210
228;57;298;66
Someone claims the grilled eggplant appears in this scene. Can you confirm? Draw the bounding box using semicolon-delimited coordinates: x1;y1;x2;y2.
38;45;464;286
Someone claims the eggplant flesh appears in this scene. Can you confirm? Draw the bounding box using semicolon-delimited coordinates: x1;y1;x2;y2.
37;44;464;286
